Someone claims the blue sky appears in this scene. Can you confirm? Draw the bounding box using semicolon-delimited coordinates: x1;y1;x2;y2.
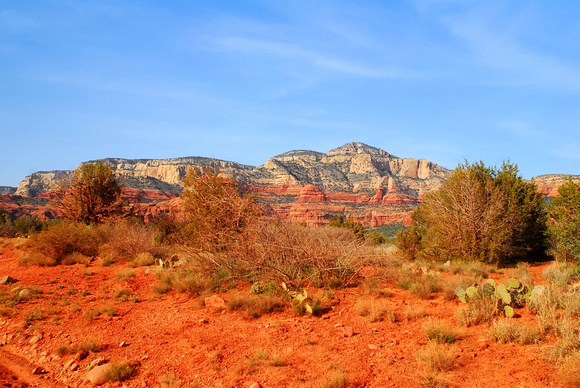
1;1;580;187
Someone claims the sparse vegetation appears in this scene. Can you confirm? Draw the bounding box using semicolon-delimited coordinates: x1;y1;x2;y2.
398;161;548;265
106;361;138;382
424;320;459;344
227;294;284;318
4;157;580;387
53;162;128;224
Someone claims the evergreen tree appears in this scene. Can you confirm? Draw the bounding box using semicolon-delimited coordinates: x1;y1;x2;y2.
397;161;548;265
548;177;580;262
54;162;127;224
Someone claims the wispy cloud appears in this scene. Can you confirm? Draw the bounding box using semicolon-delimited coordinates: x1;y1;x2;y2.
439;5;580;92
213;36;433;79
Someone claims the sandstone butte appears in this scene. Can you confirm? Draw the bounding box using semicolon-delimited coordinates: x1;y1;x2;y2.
0;142;577;232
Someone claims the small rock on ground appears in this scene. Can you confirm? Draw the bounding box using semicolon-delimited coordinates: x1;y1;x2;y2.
86;363;114;385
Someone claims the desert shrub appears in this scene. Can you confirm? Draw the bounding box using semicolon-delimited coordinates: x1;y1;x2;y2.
0;210;15;237
365;231;386;245
25;222;99;265
400;161;548;265
14;215;44;236
53;162;130;224
181;167;261;253
244;222;368;288
96;220;156;259
329;215;366;240
395;227;421;260
130;252;156;267
548;177;580;262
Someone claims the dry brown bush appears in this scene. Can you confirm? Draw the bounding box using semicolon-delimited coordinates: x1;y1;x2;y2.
179;220;374;288
96;220;156;259
25;222;100;265
244;221;370;287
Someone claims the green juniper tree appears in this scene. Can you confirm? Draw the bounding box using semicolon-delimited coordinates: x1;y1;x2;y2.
397;161;548;265
548;177;580;262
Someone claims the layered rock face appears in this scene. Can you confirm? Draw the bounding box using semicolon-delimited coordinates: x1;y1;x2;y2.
5;143;450;229
534;175;580;197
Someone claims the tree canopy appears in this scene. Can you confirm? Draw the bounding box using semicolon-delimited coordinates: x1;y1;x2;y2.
397;161;548;265
54;162;127;224
181;167;262;251
548;177;580;262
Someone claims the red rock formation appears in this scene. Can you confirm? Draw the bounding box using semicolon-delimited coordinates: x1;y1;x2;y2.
296;184;327;203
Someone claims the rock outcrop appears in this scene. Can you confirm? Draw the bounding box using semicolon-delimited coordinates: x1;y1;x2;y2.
4;143;577;231
0;187;16;196
534;174;580;197
0;142;448;229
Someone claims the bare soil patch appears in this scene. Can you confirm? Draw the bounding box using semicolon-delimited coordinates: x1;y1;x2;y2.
0;247;561;387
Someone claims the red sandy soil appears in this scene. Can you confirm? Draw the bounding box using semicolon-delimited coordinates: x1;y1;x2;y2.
0;245;561;387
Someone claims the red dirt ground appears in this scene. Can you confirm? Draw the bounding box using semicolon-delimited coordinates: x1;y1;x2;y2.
0;245;562;387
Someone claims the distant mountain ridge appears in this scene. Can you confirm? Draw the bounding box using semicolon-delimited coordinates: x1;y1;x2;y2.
14;142;448;194
2;142;577;229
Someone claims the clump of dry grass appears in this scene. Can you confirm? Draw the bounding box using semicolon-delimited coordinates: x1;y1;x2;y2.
528;286;561;333
106;361;139;382
543;262;574;286
488;319;540;345
440;276;475;301
354;298;397;323
416;342;455;372
324;370;349;388
549;318;580;361
154;269;213;296
405;307;427;321
558;352;580;387
457;291;496;326
130;252;156;267
227;294;284;318
423;320;459;344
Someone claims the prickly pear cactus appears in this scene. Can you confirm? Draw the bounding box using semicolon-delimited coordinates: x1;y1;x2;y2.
504;305;515;318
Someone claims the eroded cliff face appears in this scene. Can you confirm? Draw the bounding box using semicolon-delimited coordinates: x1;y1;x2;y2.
534;175;580;197
7;142;452;228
